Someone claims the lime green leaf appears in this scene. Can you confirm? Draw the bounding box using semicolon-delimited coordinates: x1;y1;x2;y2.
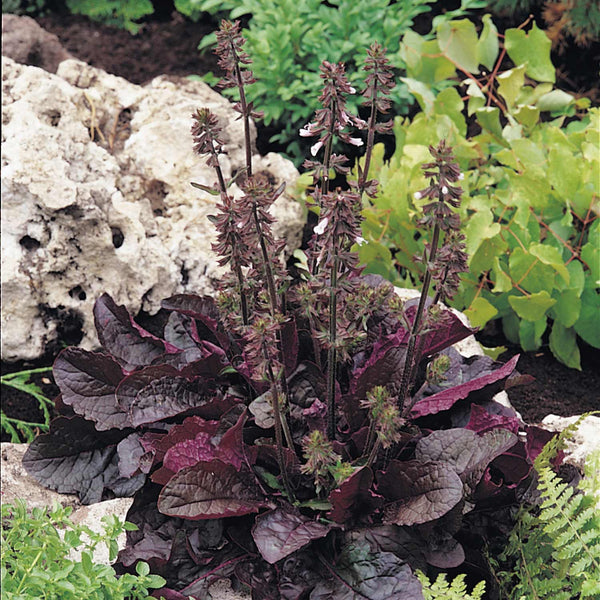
509;291;556;321
400;31;455;84
464;296;498;329
549;322;581;370
551;288;581;328
477;14;499;71
504;22;555;82
470;235;508;273
475;106;503;140
513;105;540;129
536;90;574;112
529;243;569;284
497;65;526;109
574;286;600;348
465;209;501;259
509;247;556;293
547;145;580;198
492;257;513;293
434;87;466;136
518;316;547;351
437;19;480;73
481;345;508;360
581;227;600;285
401;77;436;115
502;312;520;344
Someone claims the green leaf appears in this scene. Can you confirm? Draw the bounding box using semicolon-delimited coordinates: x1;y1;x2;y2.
513;104;540;129
477;14;499;71
401;77;436;115
464;296;498;329
509;291;556;321
465;208;501;259
529;243;569;285
470;235;508;273
481;345;508;361
518;316;547;351
400;31;455;84
437;19;480;73
547;145;580;198
434;87;466;136
475;106;503;140
505;22;555;82
536;90;574;112
551;288;581;328
491;257;513;293
574;286;600;348
581;225;600;285
497;65;526;109
549;322;581;370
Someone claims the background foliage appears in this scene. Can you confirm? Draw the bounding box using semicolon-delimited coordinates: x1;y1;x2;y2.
352;16;598;369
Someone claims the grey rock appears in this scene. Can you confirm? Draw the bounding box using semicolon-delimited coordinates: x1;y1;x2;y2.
1;56;304;362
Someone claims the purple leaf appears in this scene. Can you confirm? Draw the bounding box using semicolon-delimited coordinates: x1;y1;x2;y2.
22;416;143;504
377;460;463;526
117;433;154;478
116;367;238;426
424;533;465;569
94;294;176;371
310;541;423;600
281;317;299;376
466;403;520;435
157;460;270;519
415;428;517;495
54;348;130;430
328;467;382;524
252;507;332;564
410;354;520;418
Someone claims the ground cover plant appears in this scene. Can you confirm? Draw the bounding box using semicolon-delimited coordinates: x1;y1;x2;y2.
23;20;560;599
353;14;599;369
1;500;166;599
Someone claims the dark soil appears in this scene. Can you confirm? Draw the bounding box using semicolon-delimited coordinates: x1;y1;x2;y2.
1;9;598;441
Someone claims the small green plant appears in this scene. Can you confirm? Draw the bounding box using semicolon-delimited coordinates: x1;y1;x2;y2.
1;0;48;16
1;500;166;599
416;571;486;599
354;15;599;368
65;0;154;34
493;415;600;599
193;0;486;161
1;367;53;443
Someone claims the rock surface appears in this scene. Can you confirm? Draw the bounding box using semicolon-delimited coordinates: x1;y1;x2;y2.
1;13;73;73
1;56;304;362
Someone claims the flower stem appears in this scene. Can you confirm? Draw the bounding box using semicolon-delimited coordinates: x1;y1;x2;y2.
326;254;339;440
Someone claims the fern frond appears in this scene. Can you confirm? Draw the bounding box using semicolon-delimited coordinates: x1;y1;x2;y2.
416;571;486;600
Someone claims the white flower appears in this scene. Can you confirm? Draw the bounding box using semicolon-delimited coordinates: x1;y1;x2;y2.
441;185;448;194
458;172;465;180
310;141;323;156
354;236;367;246
314;217;329;235
348;137;364;147
413;191;422;200
348;86;357;94
299;124;314;137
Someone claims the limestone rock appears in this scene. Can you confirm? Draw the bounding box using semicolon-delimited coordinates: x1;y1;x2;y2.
541;414;600;471
1;56;305;361
1;14;73;73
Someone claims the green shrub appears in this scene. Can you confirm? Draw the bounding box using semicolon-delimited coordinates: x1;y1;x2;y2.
492;416;600;599
1;367;53;443
65;0;154;33
1;500;166;599
192;0;487;162
2;0;48;16
353;15;598;368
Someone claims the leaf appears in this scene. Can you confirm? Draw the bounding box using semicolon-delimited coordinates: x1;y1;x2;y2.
53;348;130;430
504;22;555;82
475;106;503;139
23;416;142;504
157;460;269;519
497;65;526;108
410;354;520;418
310;541;424;600
529;243;569;285
508;291;556;322
415;428;517;494
464;296;498;329
518;317;546;351
551;288;581;328
549;322;581;370
377;460;463;526
94;294;172;371
536;89;574;111
574;286;600;348
252;507;332;564
437;19;479;73
477;14;499;71
400;77;436;115
328;467;382;524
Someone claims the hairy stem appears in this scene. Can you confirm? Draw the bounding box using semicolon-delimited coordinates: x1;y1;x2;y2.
229;43;253;177
326;254;339;440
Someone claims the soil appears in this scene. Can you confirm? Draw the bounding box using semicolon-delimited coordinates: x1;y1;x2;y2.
1;8;599;441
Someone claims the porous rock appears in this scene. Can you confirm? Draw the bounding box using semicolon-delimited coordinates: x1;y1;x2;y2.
1;13;73;73
1;56;304;361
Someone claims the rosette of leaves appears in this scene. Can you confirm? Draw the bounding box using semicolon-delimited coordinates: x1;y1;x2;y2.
355;14;599;369
23;25;555;599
